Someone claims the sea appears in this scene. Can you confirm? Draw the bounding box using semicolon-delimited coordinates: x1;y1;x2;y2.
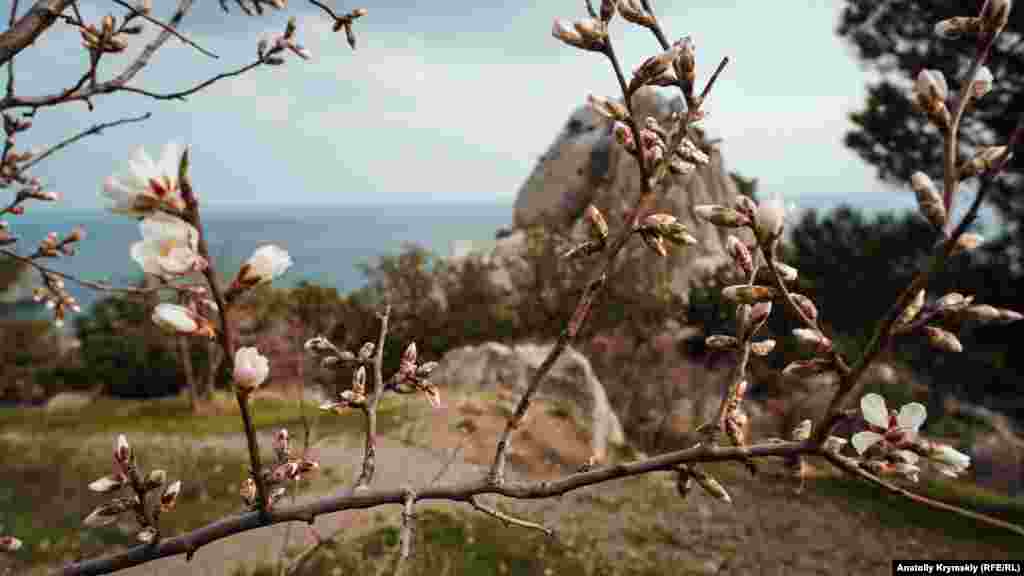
0;194;997;329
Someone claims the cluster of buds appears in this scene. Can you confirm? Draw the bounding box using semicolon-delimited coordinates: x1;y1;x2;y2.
32;272;81;328
240;428;319;509
84;435;182;544
696;191;788;248
320;364;369;411
634;213;698;258
391;342;442;408
912;69;950;130
893;289;1021;352
80;15;141;55
721;380;757;475
610;114;709;188
32;227;84;259
332;8;368;50
628;36;699;107
563;204;609;259
258;17;312;64
1;151;39;190
552;17;609;53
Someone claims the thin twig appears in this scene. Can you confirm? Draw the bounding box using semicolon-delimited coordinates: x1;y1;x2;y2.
18;112;150;173
117;60;263;102
110;0;217;59
488;28;659;487
468;496;553;537
822;450;1024;537
354;304;390;491
813;113;1024;446
186;196;270;520
0;247;199;295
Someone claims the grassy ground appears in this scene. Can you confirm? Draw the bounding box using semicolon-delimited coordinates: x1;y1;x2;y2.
2;393;1022;575
0;391;403;439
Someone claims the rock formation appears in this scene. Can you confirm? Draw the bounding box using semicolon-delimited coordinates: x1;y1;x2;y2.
509;86;749;300
430;342;625;462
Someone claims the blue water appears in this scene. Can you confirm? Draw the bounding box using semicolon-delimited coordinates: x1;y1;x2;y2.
0;194;996;326
1;203;514;319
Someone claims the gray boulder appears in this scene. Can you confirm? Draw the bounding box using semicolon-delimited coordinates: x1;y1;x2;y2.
431;341;625;462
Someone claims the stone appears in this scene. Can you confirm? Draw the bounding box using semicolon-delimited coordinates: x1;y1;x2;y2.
430;341;625;461
510;86;748;301
44;391;94;413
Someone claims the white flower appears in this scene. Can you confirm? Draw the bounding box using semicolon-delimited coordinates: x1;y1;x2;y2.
232;245;292;292
151;303;215;338
101;142;187;216
850;393;927;455
971;66;994;99
233;347;270;392
755;191;787;243
929;444;971;478
130;213;207;277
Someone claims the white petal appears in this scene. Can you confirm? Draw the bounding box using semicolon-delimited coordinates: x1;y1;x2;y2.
153;304;197;333
860;393;889;428
897;402;927;431
128;146;158;181
851;431;884;455
157;141;182;180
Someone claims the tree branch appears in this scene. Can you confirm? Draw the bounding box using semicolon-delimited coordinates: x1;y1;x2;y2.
467;496;553;537
354;304;390;491
18;112;151;174
0;0;74;68
60;440;814;576
110;0;218;59
822;450;1024;537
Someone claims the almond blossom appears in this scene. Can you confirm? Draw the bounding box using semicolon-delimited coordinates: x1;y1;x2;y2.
229;245;293;295
130;213;207;277
101;142;187;216
851;393;927;455
233;347;270;392
151;303;216;339
755;191;789;244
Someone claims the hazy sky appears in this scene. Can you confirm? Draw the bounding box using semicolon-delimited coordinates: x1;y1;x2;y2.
8;1;910;211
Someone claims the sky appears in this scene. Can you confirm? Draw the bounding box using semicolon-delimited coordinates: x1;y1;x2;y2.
6;1;919;212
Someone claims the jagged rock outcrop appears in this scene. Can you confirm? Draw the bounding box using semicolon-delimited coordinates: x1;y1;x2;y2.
450;87;746;304
510;86;747;299
430;341;625;462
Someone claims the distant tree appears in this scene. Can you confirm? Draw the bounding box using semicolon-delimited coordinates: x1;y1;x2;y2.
837;0;1024;264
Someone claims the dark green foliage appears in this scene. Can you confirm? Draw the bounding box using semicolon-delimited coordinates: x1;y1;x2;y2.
837;0;1024;422
69;294;186;398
